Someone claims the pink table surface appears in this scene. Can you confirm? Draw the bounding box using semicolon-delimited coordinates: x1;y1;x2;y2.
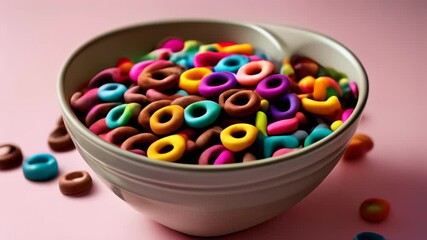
1;0;426;239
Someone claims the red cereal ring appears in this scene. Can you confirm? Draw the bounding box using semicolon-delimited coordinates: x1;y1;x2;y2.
137;100;172;131
48;125;75;152
121;133;158;156
359;198;390;223
224;90;260;117
101;126;139;146
85;102;121;127
0;143;23;169
59;171;93;196
138;60;183;91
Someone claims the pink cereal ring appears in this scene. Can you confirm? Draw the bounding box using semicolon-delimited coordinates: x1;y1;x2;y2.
146;88;184;102
157;38;185;52
129;60;156;82
85;102;121;127
198;144;235;165
88;118;109;135
236;60;275;86
267;117;299;135
70;88;101;113
87;68;125;88
342;108;354;122
272;148;294;157
193;52;231;68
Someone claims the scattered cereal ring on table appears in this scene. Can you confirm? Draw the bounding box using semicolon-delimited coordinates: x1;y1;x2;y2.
22;153;58;181
59;171;93;196
48;125;75;152
343;133;374;160
359;198;390;223
0;143;23;169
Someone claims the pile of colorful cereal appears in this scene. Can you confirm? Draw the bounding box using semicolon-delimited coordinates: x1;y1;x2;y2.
70;38;358;165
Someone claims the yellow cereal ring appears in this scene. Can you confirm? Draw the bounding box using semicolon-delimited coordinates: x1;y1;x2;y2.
179;67;212;94
301;96;342;116
147;135;186;162
220;123;258;152
149;105;184;135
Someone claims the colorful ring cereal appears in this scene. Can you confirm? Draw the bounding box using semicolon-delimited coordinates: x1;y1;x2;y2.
98;83;127;102
87;68;124;88
184;100;221;129
150;105;184;135
22;153;58;181
129;60;155;82
263;135;299;158
213;54;250;73
171;95;206;108
195;126;223;149
236;60;275;86
179;67;212;94
123;86;149;105
59;170;93;196
138;60;183;91
269;93;300;121
121;133;158;156
101;126;139;146
198;144;235;165
301;96;341;116
106;103;141;129
220;123;258;152
85;102;121;126
223;90;260;117
359;198;390;223
255;74;291;100
48;125;75;152
0;143;23;169
147;134;186;162
304;126;333;147
343;133;374;160
198;72;238;97
137;100;172;131
70;88;101;113
220;43;254;55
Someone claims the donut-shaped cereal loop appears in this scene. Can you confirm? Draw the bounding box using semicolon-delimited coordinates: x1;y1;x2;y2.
87;68;123;88
195;126;223;149
220;123;258;152
147;135;186;162
121;133;158;156
129;60;155;82
145;88;185;102
137;100;172;131
303;127;333;147
48;125;75;152
312;76;343;101
171;95;206;109
198;145;235;165
218;89;241;107
150;105;184;135
70;88;101;113
59;171;93;196
269;93;300;121
98;83;127;102
255;74;291;100
0;143;23;169
123;85;148;105
138;60;183;91
184;100;221;129
22;153;58;181
102;126;139;146
236;60;275;86
85;102;121;127
224;90;260;117
106;103;141;129
179;67;212;95
198;72;238;97
213;54;250;73
263;135;299;158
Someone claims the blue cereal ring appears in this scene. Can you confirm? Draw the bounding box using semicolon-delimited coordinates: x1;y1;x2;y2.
354;232;386;240
184;100;221;129
22;153;58;181
213;54;250;73
98;83;127;102
304;127;333;147
106;103;141;129
264;135;299;158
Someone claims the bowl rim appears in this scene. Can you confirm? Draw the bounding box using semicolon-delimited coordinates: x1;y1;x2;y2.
58;19;368;172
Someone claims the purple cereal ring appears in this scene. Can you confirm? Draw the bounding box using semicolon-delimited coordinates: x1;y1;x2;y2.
267;117;299;135
198;72;238;97
236;60;275;87
193;52;231;68
70;88;101;113
85;102;121;127
269;93;300;121
255;74;291;100
129;60;155;82
121;133;158;156
138;60;183;91
123;85;149;105
198;144;235;165
87;68;127;88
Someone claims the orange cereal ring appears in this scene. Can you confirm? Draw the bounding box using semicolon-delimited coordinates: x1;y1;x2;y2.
149;105;184;135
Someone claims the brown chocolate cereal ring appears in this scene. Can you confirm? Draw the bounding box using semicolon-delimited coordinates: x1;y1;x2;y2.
137;100;172;131
224;90;260;117
121;133;158;154
48;125;75;152
218;89;241;107
195;126;223;149
171;95;206;108
59;171;93;196
0;143;23;169
124;85;149;105
138;60;183;91
103;126;139;146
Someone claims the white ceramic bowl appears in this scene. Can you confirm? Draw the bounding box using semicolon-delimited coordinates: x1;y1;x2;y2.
58;20;368;237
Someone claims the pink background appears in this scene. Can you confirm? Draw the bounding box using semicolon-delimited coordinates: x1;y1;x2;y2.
1;0;426;239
